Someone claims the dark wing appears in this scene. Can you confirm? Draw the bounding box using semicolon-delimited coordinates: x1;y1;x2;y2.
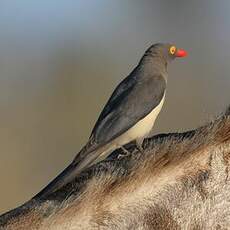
34;74;166;199
90;73;136;137
91;74;166;144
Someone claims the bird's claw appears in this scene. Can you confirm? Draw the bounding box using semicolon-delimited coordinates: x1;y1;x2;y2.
117;146;131;159
136;143;144;153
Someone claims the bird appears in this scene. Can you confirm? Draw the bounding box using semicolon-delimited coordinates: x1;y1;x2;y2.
34;43;187;198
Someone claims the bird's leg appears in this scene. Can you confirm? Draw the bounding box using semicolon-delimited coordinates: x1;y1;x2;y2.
136;138;144;153
121;146;130;155
118;146;131;159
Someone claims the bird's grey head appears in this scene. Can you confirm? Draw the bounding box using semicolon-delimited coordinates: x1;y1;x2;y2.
143;43;187;64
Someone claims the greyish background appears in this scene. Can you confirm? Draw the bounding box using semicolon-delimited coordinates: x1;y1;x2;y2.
0;0;230;214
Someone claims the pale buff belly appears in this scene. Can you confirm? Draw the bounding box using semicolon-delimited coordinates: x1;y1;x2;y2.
113;94;165;147
92;94;165;164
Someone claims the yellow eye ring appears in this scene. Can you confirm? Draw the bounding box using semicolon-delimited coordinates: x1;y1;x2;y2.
169;46;176;55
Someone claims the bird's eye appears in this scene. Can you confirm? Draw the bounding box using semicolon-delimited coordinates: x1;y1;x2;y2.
169;46;176;55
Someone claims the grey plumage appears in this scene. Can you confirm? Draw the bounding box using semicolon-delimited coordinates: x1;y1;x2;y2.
34;43;186;198
92;74;166;145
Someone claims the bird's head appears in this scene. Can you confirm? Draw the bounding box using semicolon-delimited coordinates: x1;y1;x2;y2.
145;43;187;63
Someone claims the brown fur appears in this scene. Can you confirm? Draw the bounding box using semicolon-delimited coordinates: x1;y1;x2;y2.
1;106;230;229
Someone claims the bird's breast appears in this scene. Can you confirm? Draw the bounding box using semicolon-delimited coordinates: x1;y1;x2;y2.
114;94;165;146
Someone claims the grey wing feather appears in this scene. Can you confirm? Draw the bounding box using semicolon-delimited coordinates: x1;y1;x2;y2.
90;73;136;138
34;73;166;198
92;74;166;144
34;74;137;198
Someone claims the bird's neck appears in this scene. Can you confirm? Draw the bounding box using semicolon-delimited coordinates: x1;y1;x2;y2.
139;55;168;76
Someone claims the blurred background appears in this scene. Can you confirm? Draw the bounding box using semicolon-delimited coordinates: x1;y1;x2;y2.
0;0;230;214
